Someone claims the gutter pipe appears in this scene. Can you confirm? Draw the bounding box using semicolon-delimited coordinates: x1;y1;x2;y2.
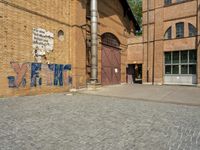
90;0;98;83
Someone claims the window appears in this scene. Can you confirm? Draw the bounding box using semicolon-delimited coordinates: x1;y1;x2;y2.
181;51;188;63
188;23;197;37
165;0;186;6
164;50;197;75
165;52;171;64
176;0;185;3
176;22;184;38
165;65;172;74
181;65;188;74
172;51;179;64
172;65;179;74
164;27;172;39
164;0;172;5
58;30;64;41
189;65;196;74
189;50;197;63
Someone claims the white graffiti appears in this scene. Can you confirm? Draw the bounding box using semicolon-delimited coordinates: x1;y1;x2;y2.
32;28;54;63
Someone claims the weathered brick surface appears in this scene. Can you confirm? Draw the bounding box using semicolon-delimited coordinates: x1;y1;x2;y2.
127;37;143;65
128;0;199;85
0;0;135;97
0;1;72;97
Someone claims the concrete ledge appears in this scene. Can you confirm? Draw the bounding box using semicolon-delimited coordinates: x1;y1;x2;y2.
153;82;163;86
87;83;102;91
142;82;153;85
142;82;163;85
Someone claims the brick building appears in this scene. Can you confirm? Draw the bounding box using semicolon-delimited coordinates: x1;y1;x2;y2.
128;0;200;85
0;0;139;97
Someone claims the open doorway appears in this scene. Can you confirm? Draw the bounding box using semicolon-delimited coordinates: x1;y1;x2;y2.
126;64;142;84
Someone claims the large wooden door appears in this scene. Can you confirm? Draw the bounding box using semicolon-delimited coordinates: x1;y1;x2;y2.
101;33;121;85
102;45;121;85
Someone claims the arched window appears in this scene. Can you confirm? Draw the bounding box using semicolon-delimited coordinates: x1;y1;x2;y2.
188;23;197;37
164;27;172;40
102;33;120;48
58;30;64;41
176;22;184;38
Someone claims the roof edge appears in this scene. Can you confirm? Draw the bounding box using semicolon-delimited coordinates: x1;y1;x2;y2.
120;0;141;31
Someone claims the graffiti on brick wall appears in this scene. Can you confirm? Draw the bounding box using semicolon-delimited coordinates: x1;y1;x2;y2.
7;62;72;88
7;63;29;88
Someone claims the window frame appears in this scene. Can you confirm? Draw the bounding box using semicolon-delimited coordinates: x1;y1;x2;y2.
164;50;197;75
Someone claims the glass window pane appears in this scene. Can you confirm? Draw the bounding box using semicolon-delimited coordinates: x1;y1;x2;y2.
165;65;171;74
189;24;197;37
176;23;184;38
181;51;188;63
181;65;188;74
165;0;172;5
172;65;179;74
189;65;196;74
176;0;185;2
165;52;171;64
164;27;172;39
173;51;179;64
189;50;197;63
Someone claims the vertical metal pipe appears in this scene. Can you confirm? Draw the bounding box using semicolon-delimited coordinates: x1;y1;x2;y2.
147;0;150;82
90;0;98;83
152;0;155;85
196;0;199;84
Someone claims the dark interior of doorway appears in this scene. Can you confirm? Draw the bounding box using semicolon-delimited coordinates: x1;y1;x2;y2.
126;64;142;84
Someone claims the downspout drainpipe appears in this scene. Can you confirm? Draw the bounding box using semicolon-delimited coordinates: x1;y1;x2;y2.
90;0;98;83
147;0;150;83
196;0;199;85
152;1;155;85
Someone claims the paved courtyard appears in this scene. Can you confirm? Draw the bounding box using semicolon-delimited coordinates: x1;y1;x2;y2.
80;84;200;106
0;92;200;150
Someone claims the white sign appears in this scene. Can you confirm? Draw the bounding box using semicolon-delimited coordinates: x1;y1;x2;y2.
32;28;54;54
115;68;118;73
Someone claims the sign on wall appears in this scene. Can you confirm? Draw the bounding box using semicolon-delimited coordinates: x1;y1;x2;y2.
32;28;54;63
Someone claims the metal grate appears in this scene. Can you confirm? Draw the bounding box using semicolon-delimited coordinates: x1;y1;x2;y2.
102;33;120;48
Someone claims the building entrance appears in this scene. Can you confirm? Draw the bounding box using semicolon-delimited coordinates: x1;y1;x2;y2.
126;64;142;84
101;33;121;85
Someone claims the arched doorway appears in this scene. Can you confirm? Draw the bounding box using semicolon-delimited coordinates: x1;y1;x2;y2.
101;33;121;85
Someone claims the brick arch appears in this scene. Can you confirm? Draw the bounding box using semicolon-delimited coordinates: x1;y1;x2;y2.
101;32;120;48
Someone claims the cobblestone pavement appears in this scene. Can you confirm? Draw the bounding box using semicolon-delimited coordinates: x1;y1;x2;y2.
0;94;200;150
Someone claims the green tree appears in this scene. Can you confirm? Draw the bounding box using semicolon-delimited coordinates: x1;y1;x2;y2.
128;0;142;35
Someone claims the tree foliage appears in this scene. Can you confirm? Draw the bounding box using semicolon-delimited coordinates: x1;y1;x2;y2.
128;0;142;34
